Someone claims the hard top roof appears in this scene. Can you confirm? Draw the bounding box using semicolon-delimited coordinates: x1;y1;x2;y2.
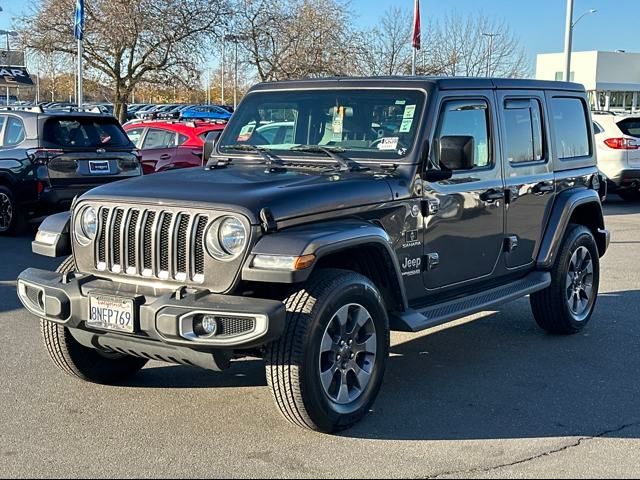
249;76;585;93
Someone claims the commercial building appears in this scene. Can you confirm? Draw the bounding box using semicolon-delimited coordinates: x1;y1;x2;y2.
536;50;640;112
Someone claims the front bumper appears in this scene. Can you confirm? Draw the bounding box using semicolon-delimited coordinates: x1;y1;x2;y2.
17;268;286;367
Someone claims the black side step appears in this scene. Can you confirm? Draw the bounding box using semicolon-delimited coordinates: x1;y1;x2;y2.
393;271;551;333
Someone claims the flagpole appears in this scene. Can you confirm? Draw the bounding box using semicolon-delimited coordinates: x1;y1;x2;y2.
412;48;417;76
77;38;83;108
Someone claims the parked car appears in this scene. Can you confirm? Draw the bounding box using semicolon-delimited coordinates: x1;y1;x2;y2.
593;112;640;201
123;119;227;174
19;77;609;433
0;107;142;234
180;105;232;121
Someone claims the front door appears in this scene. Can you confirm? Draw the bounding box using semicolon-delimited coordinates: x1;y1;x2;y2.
422;93;505;292
139;128;177;174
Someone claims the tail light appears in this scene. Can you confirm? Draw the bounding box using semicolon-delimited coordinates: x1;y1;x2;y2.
27;149;65;165
603;138;639;150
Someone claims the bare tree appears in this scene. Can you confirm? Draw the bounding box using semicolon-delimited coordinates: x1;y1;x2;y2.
237;0;361;81
20;0;229;121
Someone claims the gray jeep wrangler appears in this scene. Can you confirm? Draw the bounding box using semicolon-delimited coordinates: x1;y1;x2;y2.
18;77;609;433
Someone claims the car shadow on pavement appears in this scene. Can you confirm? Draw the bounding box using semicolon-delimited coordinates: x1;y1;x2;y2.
344;290;640;441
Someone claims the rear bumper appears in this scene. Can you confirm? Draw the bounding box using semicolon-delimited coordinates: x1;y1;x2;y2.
17;267;286;365
607;169;640;189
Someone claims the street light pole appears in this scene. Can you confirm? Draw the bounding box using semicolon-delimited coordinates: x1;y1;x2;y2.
221;41;225;105
5;33;9;105
482;32;500;77
563;0;575;82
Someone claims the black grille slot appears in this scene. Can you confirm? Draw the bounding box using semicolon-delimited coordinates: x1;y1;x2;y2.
127;210;140;269
159;213;173;273
97;208;109;264
217;316;256;337
143;211;156;271
176;214;190;274
193;216;207;276
112;209;124;267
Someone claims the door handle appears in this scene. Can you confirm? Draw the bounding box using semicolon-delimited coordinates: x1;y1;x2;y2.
533;182;554;194
160;154;171;160
480;189;505;202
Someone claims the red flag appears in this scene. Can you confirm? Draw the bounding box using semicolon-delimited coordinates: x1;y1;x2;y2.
412;0;421;50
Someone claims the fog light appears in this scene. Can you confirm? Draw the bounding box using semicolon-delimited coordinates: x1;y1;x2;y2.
194;314;218;337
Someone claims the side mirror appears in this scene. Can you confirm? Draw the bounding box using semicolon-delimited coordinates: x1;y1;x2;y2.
202;131;221;164
438;135;475;171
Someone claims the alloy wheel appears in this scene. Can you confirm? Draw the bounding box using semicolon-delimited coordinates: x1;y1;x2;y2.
0;192;13;232
566;246;594;320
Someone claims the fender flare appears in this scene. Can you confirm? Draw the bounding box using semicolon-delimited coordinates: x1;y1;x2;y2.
242;219;408;309
32;211;72;258
537;188;608;269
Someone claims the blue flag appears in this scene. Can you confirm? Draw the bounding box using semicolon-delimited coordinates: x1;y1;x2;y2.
74;0;84;40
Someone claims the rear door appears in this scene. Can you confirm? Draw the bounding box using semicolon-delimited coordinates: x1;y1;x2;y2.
139;128;177;174
41;116;141;188
497;90;555;269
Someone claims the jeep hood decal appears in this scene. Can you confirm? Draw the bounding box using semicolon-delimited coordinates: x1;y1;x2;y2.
80;165;395;224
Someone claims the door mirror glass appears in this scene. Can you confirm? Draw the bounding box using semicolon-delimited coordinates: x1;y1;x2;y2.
438;135;475;170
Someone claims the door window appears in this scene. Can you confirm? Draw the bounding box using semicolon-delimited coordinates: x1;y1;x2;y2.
434;99;491;168
142;129;176;149
503;99;544;164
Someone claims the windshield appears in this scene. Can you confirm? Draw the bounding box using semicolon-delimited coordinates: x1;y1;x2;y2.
218;89;426;160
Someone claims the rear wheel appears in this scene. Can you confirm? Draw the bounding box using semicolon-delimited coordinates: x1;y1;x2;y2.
531;225;600;334
266;269;389;433
0;185;23;235
40;257;148;384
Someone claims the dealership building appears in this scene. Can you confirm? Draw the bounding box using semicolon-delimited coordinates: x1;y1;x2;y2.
536;50;640;112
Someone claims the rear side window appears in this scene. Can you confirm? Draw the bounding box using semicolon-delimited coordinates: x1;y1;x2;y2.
142;129;176;149
4;117;25;146
503;99;544;163
178;134;189;145
593;122;603;135
126;128;144;147
43;117;131;149
199;130;222;143
616;118;640;138
551;98;590;159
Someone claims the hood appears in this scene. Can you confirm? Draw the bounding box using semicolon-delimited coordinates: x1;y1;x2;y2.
80;164;396;224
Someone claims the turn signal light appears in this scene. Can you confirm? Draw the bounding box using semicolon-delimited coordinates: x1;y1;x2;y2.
604;138;639;150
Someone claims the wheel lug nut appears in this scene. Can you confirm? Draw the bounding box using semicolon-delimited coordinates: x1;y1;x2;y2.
336;355;341;361
348;339;353;346
350;353;355;359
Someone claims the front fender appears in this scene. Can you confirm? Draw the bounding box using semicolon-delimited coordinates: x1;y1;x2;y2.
32;211;71;258
242;219;404;285
537;188;608;269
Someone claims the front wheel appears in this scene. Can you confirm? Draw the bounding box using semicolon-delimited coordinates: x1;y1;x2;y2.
266;269;389;433
40;257;148;384
531;224;600;334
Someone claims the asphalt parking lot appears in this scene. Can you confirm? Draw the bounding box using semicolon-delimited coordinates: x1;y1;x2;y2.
1;198;639;479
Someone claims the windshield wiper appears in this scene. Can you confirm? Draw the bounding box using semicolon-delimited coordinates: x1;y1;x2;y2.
290;145;367;172
225;144;286;170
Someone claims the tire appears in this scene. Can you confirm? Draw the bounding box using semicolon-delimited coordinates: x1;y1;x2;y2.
266;269;390;433
618;189;640;202
40;257;148;384
531;224;600;335
0;185;23;236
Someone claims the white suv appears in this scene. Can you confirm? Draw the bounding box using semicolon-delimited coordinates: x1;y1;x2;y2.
593;112;640;201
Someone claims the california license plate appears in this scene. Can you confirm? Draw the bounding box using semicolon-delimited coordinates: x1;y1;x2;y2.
87;294;135;333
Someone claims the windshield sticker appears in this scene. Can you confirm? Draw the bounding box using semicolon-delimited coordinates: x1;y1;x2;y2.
395;100;407;106
403;105;416;119
238;124;255;142
399;118;413;133
332;106;344;142
377;137;399;151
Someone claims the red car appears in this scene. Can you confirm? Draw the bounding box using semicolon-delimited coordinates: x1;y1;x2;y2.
124;119;227;174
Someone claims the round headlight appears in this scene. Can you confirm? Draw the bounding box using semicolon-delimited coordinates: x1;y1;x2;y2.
75;206;97;246
82;207;98;239
205;216;247;260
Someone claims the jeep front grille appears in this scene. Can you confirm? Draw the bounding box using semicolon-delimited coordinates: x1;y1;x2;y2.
96;207;208;283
